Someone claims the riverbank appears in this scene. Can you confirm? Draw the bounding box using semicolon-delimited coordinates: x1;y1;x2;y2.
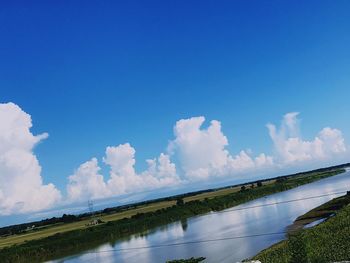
0;168;346;262
167;257;206;263
252;193;350;262
287;193;350;233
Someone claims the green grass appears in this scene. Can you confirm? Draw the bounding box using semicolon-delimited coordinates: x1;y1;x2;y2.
167;257;206;263
252;195;350;263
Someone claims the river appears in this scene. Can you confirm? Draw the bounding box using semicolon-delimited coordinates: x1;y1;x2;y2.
53;170;350;263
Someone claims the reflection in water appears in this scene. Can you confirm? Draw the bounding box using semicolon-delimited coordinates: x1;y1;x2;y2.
181;219;188;232
54;171;350;263
304;217;327;229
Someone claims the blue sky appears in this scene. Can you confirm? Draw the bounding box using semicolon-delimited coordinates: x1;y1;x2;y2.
1;1;350;223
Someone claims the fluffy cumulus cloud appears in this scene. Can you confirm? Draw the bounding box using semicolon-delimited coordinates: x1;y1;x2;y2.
105;144;179;196
67;143;180;202
168;117;230;179
1;101;348;214
0;103;61;215
267;112;347;165
68;113;348;200
167;114;346;181
168;117;273;180
67;158;109;201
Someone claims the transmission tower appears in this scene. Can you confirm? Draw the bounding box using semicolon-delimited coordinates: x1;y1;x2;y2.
88;200;94;214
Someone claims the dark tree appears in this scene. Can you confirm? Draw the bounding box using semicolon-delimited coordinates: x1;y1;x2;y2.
276;177;288;183
176;198;184;206
257;181;263;187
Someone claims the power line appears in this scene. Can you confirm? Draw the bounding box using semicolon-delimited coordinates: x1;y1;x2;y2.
85;231;289;254
215;190;347;214
82;190;347;218
83;190;348;255
88;200;94;214
89;190;347;217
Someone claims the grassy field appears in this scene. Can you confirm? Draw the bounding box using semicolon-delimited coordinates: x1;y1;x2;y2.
252;194;350;262
0;200;177;249
183;180;277;202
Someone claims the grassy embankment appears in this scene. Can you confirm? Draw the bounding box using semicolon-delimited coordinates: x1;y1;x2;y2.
0;168;345;262
252;193;350;263
167;257;206;263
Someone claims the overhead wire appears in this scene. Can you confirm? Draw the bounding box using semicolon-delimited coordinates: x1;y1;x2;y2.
83;190;349;254
215;190;347;214
85;231;289;254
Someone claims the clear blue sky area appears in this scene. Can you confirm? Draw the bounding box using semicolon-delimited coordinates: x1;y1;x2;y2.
1;1;350;193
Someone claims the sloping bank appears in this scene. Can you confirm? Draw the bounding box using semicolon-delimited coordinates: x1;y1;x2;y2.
0;169;345;263
251;193;350;263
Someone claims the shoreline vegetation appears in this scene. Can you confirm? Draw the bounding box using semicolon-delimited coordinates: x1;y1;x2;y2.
167;257;206;263
251;192;350;263
287;192;350;233
0;164;348;262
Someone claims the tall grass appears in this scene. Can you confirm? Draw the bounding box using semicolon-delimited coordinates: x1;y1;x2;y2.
253;197;350;262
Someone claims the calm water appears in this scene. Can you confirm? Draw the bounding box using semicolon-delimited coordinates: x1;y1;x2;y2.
54;171;350;263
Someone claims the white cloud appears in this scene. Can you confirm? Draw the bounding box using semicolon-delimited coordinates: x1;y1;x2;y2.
104;143;147;195
0;102;61;215
228;151;273;172
168;117;230;179
104;144;180;195
67;158;109;202
104;144;136;178
318;127;347;154
267;112;347;165
142;153;178;183
168;116;273;181
65;113;347;202
168;114;347;182
2;102;347;214
67;144;181;201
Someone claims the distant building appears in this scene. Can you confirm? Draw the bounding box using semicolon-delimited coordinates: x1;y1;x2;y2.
86;219;103;226
25;225;35;231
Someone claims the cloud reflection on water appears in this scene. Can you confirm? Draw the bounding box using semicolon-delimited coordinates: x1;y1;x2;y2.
58;171;350;263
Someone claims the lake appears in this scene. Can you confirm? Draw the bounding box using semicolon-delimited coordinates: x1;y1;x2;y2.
53;170;350;263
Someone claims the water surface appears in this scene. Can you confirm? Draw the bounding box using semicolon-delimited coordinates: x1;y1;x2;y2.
54;171;350;263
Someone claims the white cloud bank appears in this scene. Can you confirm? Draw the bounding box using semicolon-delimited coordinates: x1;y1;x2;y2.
67;144;179;202
267;112;347;165
68;113;347;202
0;103;61;215
168;117;273;180
0;102;348;215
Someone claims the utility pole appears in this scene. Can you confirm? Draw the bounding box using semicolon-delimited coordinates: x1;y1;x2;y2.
86;199;101;226
88;200;94;215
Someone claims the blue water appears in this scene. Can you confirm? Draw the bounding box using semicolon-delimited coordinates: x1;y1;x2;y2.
304;217;328;229
52;171;350;263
